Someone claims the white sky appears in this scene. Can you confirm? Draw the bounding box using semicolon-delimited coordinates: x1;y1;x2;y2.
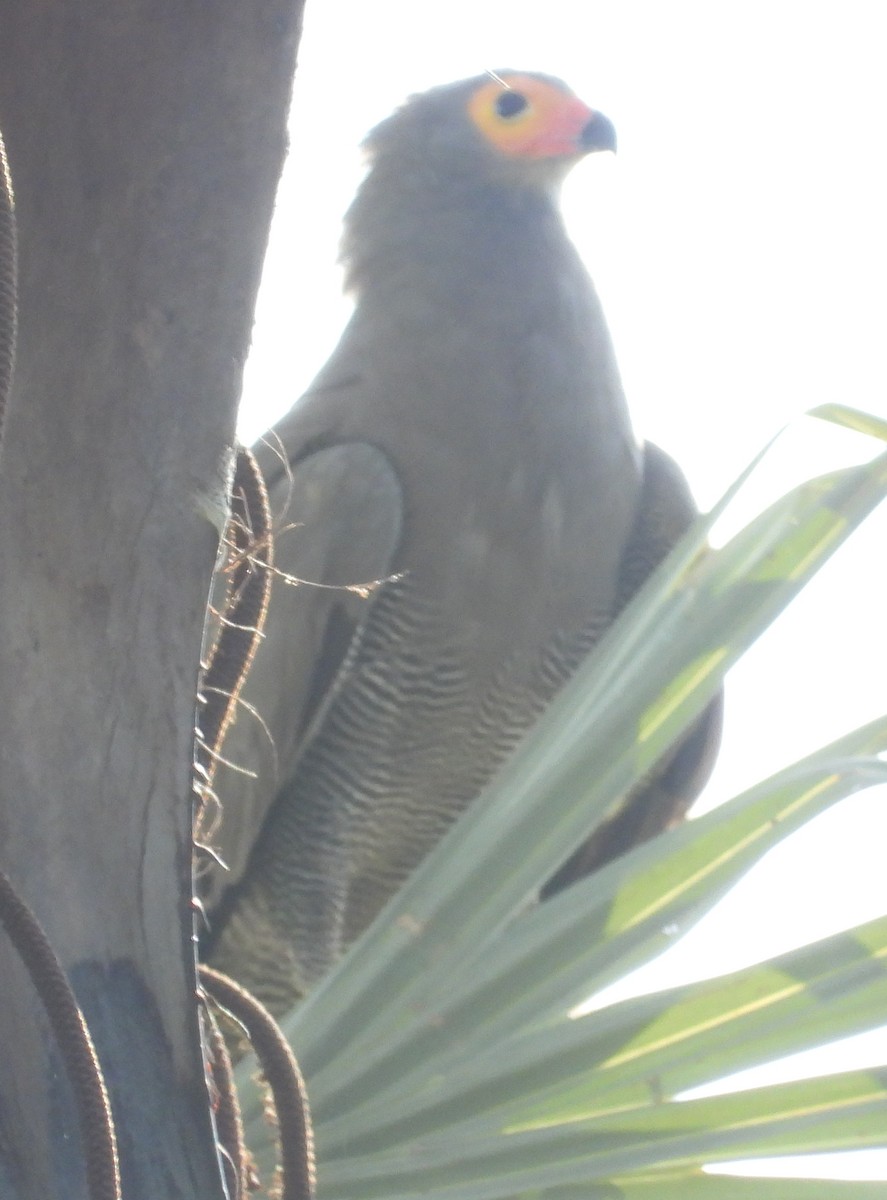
239;1;887;1180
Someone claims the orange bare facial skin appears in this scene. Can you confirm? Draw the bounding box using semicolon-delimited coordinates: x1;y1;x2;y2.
467;74;596;160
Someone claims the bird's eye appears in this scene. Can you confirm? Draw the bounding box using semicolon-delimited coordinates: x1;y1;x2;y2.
495;91;529;119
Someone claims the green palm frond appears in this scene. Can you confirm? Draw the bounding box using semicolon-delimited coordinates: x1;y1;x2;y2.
237;405;887;1195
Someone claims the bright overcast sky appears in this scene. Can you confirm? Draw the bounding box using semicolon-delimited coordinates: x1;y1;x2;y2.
239;2;887;1180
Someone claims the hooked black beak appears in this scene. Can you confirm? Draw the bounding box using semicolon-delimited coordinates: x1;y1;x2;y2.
581;111;617;154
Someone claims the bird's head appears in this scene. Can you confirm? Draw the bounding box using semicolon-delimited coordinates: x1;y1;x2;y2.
362;71;616;192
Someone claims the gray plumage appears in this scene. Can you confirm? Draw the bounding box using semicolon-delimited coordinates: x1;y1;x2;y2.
204;73;721;1012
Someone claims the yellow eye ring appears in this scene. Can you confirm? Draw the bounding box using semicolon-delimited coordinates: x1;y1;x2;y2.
467;74;597;160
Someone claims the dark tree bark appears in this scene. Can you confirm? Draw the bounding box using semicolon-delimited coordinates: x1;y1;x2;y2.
0;4;304;1196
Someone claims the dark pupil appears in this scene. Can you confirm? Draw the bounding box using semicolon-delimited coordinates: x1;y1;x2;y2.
495;91;528;119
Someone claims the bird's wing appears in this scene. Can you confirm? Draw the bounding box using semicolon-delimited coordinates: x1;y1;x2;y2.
615;440;701;602
542;440;724;894
202;437;402;909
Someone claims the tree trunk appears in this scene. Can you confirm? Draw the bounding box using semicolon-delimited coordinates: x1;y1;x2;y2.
0;3;304;1196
